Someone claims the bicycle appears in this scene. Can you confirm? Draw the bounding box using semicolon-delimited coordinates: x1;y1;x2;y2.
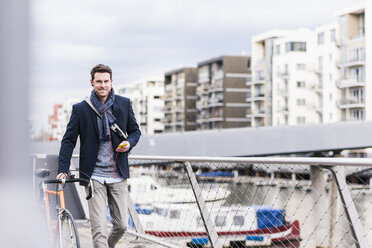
34;168;93;248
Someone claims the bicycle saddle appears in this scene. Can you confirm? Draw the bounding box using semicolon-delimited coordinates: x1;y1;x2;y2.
34;168;51;178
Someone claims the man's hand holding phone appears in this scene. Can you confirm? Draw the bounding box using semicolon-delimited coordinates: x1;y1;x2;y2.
116;141;130;153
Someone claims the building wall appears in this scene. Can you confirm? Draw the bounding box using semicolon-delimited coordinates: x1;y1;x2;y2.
117;77;164;135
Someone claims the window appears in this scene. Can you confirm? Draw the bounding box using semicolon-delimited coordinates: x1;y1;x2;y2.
350;47;365;62
297;117;306;124
358;13;365;37
154;95;160;99
351;109;364;120
318;56;323;70
318;32;325;44
296;99;306;106
296;64;306;70
297;81;305;88
233;216;245;226
330;29;336;41
276;44;280;55
256;70;264;81
170;210;181;219
285;42;306;52
215;216;226;227
350;67;365;82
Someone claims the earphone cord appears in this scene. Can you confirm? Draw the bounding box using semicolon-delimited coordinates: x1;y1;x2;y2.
102;101;118;179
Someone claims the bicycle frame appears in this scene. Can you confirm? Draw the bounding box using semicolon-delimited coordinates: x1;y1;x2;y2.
35;168;92;248
42;181;66;246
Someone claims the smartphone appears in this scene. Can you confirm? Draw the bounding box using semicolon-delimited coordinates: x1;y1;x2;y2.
117;143;128;148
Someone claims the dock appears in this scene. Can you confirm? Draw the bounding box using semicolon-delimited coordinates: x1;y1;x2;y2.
77;220;165;248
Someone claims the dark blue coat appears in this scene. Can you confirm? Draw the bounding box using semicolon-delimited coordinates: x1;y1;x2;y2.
58;95;141;183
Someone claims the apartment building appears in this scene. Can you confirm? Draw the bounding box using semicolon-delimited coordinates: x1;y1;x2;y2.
337;2;371;122
315;23;341;123
196;56;251;130
117;77;164;135
164;68;198;132
251;30;293;127
252;25;341;127
48;99;79;140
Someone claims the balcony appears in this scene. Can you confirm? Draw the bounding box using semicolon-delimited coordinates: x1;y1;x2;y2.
208;87;224;93
278;106;289;113
337;79;365;89
338;98;365;109
246;78;265;86
311;84;322;94
196;101;209;110
340;56;365;67
277;70;289;79
246;92;265;102
198;73;210;83
208;117;223;122
208;99;224;108
279;88;288;97
308;104;322;113
246;109;265;118
212;70;224;80
307;66;322;74
171;121;184;126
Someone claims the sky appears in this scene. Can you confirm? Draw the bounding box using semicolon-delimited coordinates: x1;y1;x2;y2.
30;0;359;133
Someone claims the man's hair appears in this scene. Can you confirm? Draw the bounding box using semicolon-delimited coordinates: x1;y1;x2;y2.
90;64;112;81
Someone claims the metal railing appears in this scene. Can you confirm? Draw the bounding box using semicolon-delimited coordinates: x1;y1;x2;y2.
126;156;372;248
32;154;372;248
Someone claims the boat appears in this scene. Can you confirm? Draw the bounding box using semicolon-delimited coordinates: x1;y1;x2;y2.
127;176;230;204
136;203;301;247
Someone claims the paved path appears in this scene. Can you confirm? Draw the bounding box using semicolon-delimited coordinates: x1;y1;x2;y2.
76;220;166;248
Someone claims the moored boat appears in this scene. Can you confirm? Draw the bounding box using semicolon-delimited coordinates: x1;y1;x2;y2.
137;203;301;247
128;176;230;204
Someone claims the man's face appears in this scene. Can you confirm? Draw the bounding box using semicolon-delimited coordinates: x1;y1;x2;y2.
91;72;112;101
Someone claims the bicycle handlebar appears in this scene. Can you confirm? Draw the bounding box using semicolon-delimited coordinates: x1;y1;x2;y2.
43;178;93;200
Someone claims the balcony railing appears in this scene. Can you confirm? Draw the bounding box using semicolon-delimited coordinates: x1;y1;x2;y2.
337;79;365;89
340;56;366;67
338;98;365;109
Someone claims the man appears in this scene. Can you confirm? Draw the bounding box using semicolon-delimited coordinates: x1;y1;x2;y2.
57;64;141;248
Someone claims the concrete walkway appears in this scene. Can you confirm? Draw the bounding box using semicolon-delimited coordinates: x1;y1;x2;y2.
77;220;165;248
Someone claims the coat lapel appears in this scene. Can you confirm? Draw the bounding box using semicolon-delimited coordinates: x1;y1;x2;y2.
113;98;122;123
88;107;99;138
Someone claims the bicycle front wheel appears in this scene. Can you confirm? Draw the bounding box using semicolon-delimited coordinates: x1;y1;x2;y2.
58;209;80;248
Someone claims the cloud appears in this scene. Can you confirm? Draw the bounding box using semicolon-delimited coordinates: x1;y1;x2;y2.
29;0;358;131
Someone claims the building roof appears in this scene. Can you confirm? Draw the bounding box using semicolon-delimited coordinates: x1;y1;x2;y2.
164;67;196;77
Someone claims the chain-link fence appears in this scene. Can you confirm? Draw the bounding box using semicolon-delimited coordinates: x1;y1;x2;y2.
31;155;372;248
127;156;372;248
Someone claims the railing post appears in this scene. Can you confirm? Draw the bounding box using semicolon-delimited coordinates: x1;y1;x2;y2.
127;192;145;234
329;166;369;248
328;166;343;248
310;166;330;247
183;162;222;248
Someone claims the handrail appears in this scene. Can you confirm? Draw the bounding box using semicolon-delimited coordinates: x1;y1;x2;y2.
32;154;372;167
129;155;372;167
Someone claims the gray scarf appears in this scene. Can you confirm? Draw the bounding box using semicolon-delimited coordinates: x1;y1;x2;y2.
90;89;116;141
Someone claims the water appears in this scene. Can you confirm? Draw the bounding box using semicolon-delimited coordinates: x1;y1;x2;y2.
222;182;372;248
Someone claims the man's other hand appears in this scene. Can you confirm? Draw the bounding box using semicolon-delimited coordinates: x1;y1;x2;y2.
116;141;130;153
56;173;67;180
